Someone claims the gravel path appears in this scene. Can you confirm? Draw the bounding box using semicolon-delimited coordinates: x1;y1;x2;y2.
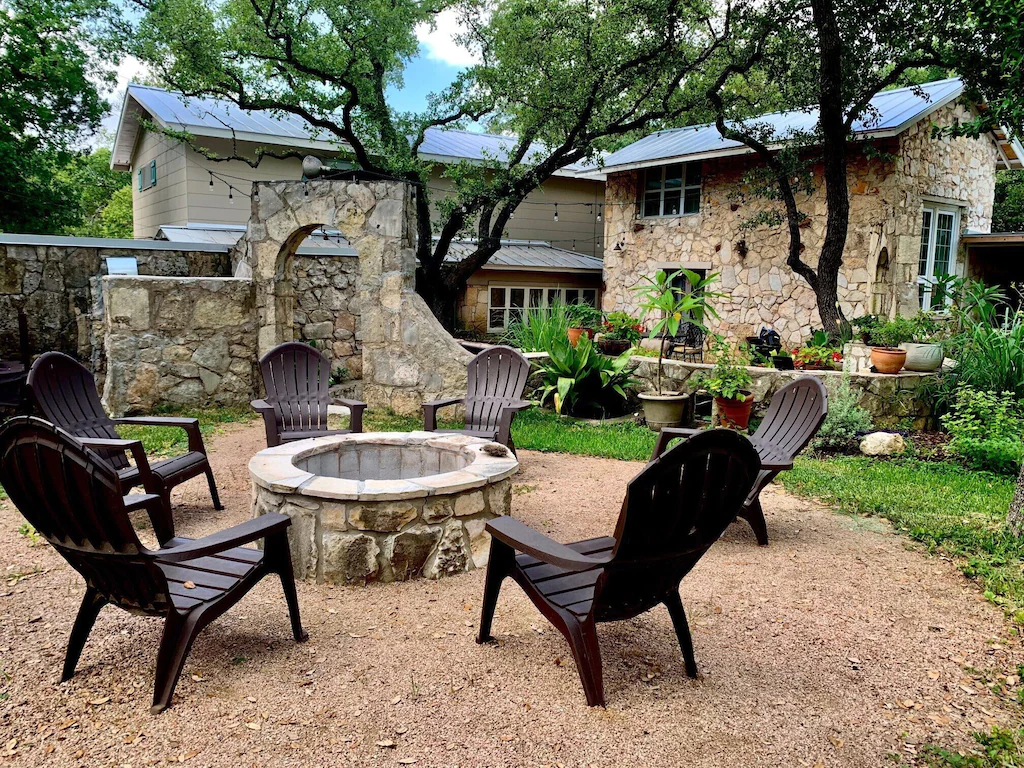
1;420;1021;767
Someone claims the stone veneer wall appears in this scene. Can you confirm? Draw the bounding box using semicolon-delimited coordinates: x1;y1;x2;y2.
631;357;935;429
293;254;361;382
102;276;257;414
602;101;998;345
0;238;230;364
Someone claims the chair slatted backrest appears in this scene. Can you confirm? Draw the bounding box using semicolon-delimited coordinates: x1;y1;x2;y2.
0;418;171;614
751;377;828;460
596;430;760;621
464;346;531;432
259;342;332;435
28;351;129;470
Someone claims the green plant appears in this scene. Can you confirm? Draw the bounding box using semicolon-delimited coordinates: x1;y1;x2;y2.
329;365;350;386
812;378;873;452
503;302;571;352
943;387;1024;474
793;345;842;369
631;269;721;394
601;312;645;344
869;316;916;348
17;523;41;547
700;339;752;400
536;333;638;416
851;314;882;342
565;302;603;330
920;727;1024;767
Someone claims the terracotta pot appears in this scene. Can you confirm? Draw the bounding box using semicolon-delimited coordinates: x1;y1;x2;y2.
598;338;631;356
901;342;943;372
715;392;754;430
639;392;690;431
567;327;585;347
870;346;907;374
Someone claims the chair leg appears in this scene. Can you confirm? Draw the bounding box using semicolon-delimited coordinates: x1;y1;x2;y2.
476;539;514;644
151;610;203;714
664;590;698;679
564;617;605;707
62;588;107;682
205;466;224;511
739;497;769;546
265;532;308;642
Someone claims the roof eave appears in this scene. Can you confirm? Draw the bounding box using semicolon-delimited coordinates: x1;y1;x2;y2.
478;263;602;274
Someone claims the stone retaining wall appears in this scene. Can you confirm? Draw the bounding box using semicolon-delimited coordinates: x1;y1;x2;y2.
630;356;936;429
102;276;257;414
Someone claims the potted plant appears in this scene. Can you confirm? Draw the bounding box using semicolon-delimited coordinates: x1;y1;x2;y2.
632;268;720;430
598;312;645;356
851;314;881;344
769;348;795;370
566;303;602;346
701;340;755;429
868;317;914;373
900;312;944;372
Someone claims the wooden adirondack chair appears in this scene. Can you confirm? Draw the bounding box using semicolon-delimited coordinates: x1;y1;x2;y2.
0;417;307;713
477;429;760;706
651;376;828;545
27;352;222;534
422;345;531;451
252;342;367;448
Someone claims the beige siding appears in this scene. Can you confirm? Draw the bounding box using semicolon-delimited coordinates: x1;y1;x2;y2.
131;131;188;238
459;269;602;333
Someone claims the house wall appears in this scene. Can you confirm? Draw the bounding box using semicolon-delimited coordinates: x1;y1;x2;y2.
458;269;603;333
601;101;998;345
131;131;189;238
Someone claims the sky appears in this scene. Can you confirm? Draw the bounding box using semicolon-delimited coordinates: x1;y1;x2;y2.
98;10;476;143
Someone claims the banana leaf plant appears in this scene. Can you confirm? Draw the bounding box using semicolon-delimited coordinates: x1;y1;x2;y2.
631;269;721;394
537;332;637;415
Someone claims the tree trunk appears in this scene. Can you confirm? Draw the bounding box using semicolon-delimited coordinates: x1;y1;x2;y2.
1007;461;1024;537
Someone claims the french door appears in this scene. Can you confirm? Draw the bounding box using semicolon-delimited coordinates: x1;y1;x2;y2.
917;205;959;310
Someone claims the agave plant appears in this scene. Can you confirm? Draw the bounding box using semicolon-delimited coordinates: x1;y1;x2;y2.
536;333;637;416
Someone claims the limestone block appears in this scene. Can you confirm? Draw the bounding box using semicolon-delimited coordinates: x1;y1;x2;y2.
463;518;491;569
424;520;468;579
322;532;379;584
859;432;906;456
302;321;334;340
348;501;419;531
385;525;441;581
454;490;485;517
108;286;150;329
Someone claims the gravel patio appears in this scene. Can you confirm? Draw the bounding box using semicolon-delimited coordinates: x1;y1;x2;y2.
0;419;1021;767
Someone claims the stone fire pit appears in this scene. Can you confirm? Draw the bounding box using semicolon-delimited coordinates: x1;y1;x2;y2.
249;432;518;584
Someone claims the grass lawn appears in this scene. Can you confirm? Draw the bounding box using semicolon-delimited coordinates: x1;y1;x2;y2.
779;456;1023;621
114;406;254;456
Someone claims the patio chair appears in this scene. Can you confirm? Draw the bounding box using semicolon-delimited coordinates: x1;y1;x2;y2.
422;345;531;452
0;311;31;413
0;417;307;713
477;429;760;706
28;352;222;538
665;321;705;362
650;376;828;545
252;342;367;448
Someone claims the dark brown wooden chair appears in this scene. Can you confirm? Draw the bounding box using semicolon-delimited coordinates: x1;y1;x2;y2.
0;417;307;713
27;352;222;532
651;376;828;545
0;311;31;413
477;429;760;706
252;342;366;448
422;345;531;451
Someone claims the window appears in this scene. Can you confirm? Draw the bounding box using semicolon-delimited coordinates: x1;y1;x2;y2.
137;162;157;192
669;268;708;320
642;163;701;217
917;205;959;309
138;169;143;191
487;285;598;332
150;160;157;187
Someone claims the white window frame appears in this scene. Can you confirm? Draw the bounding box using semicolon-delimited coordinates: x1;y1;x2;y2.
486;285;598;333
917;204;960;310
641;163;701;218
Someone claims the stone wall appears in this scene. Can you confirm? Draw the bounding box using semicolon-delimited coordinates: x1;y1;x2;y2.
602;101;999;346
293;254;361;383
102;276;257;414
0;236;230;364
631;356;935;429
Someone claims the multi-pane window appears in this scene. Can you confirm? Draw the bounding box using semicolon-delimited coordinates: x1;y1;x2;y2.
917;205;958;309
642;163;701;217
138;162;157;191
487;286;598;332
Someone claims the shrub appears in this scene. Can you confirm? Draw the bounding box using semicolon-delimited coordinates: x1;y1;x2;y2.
601;312;645;344
868;316;916;347
812;378;873;452
700;340;752;400
536;333;638;417
503;303;571;352
943;387;1024;474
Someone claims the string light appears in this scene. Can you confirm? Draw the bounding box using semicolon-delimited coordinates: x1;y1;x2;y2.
208;171;214;187
597;205;602;222
553;203;559;222
228;186;234;202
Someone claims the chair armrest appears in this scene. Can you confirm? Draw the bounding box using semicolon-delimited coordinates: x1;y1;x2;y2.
422;397;465;431
650;427;704;461
114;416;205;454
79;437;157;491
154;513;291;562
251;398;275;414
495;401;532;447
502;399;532;413
486;517;610;572
331;398;367;433
123;492;163;513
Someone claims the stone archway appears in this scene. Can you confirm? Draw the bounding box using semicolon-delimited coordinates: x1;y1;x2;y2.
233;179;471;414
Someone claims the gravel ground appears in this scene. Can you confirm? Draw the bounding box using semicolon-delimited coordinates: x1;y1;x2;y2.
1;420;1021;767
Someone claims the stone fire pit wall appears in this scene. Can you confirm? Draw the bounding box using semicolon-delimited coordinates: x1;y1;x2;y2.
249;433;517;584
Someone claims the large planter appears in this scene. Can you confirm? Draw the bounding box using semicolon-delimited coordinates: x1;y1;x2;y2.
567;327;594;347
597;338;631;356
639;391;689;431
901;342;943;372
870;346;907;374
714;392;754;430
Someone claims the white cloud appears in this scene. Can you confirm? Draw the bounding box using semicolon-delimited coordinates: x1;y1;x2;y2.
415;9;481;68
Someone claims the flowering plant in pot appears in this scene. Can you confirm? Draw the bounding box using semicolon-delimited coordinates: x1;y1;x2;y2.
598;312;645;355
631;269;720;430
700;339;755;429
565;303;603;346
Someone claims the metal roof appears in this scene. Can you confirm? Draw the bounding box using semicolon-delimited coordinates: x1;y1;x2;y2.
156;223;358;256
0;232;229;252
112;84;602;178
444;240;603;272
599;78;1023;172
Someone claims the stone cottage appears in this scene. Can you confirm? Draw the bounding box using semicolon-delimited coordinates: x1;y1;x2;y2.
595;78;1023;345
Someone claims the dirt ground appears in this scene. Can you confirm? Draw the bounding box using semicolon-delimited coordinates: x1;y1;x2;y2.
1;420;1021;767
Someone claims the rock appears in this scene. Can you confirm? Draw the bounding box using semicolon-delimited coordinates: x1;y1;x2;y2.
424;520;468;579
859;432;906;456
191;336;231;374
322;532;379;584
454;491;485;517
385;526;441;581
348;501;419;531
302;321;335;340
